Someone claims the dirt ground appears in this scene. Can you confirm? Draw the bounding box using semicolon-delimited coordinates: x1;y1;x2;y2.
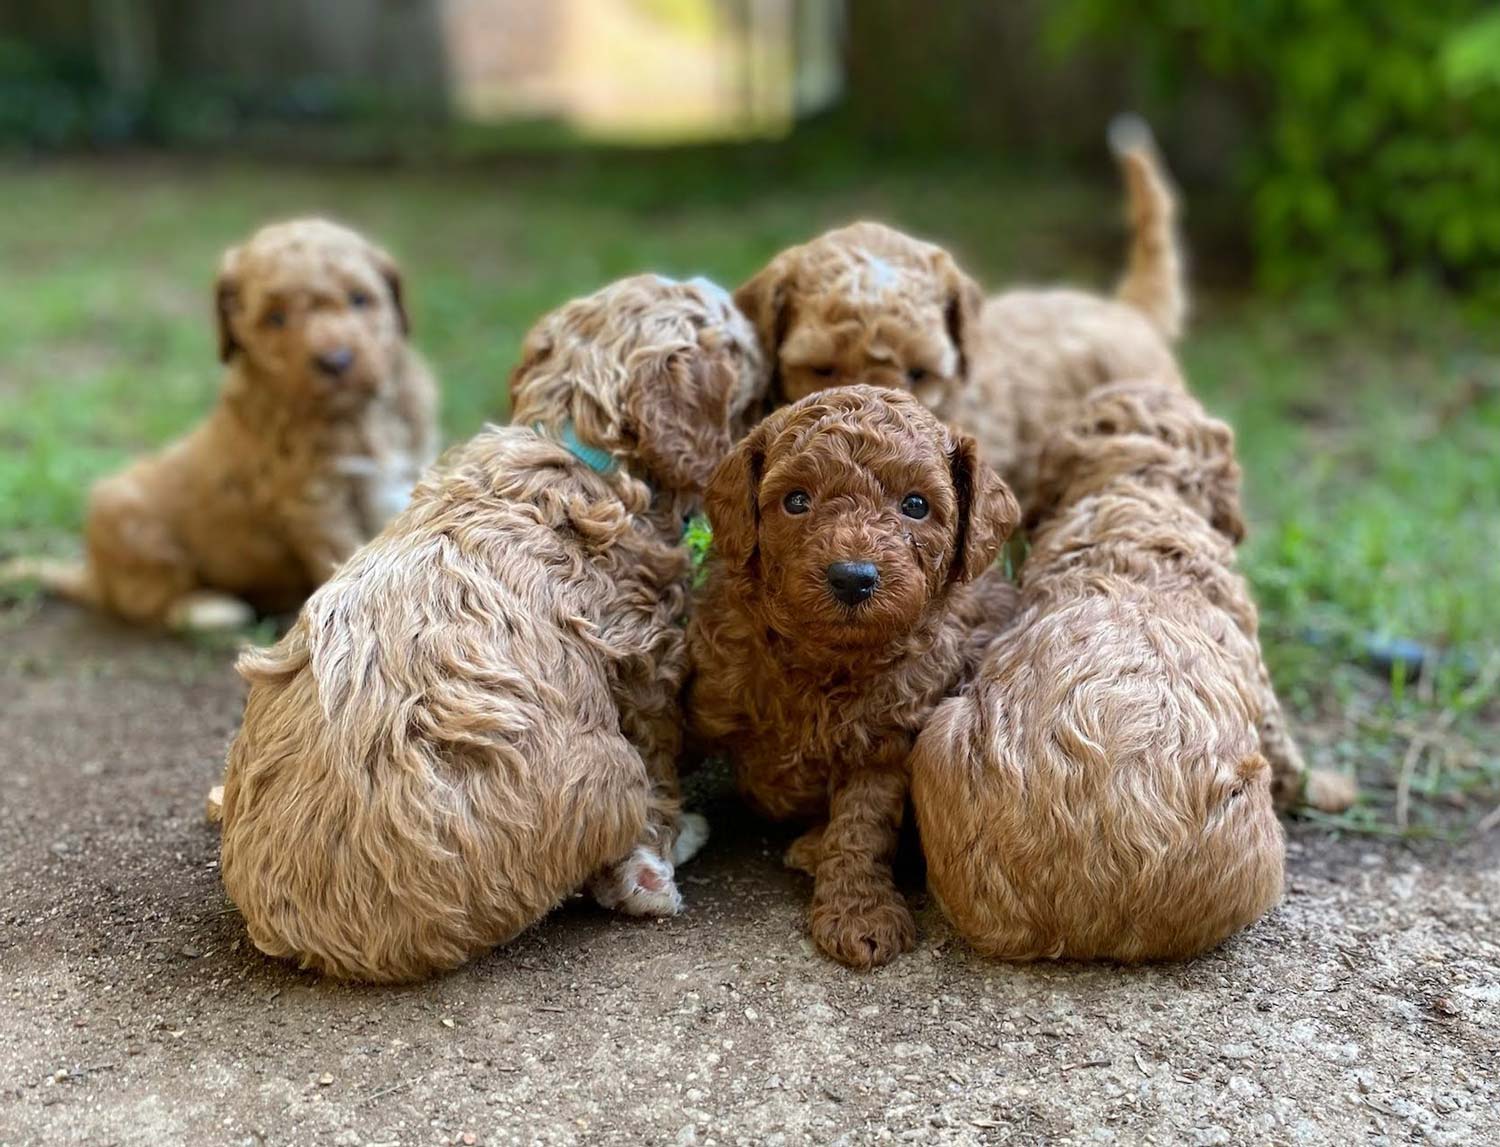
1;602;1496;1147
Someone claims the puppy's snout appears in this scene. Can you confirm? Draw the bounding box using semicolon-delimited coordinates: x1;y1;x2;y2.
313;347;356;377
826;560;879;606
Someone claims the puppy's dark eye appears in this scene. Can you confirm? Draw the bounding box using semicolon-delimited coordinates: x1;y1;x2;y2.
349;289;373;309
907;367;929;385
783;490;812;515
264;309;287;329
810;366;835;379
900;493;930;520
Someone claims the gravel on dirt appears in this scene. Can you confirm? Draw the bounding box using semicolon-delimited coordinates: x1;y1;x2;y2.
2;603;1497;1146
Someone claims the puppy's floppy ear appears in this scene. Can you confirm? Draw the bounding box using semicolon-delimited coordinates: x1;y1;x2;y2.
703;418;769;569
734;255;794;399
368;243;410;336
937;254;984;382
215;246;243;364
624;345;738;495
949;431;1020;583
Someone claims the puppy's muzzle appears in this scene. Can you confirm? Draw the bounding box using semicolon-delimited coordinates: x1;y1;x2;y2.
826;560;879;607
313;347;357;377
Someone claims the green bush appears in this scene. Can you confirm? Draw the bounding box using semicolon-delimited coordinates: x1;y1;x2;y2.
1051;2;1500;299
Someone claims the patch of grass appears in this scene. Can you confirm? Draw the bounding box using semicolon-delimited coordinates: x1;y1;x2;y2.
1;151;1495;831
1186;284;1500;833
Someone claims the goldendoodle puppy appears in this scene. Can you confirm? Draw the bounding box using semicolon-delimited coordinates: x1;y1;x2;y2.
217;274;765;982
910;381;1357;963
734;120;1185;508
688;385;1021;969
3;217;438;630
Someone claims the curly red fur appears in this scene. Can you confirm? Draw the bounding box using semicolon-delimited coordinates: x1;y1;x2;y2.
688;386;1020;969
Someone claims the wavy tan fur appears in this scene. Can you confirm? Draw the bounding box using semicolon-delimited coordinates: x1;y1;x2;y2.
218;275;766;982
2;218;438;629
910;381;1355;964
734;131;1186;509
688;386;1020;969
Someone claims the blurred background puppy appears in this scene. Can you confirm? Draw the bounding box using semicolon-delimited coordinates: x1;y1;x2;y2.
2;217;438;630
689;385;1019;969
734;123;1184;509
217;274;765;982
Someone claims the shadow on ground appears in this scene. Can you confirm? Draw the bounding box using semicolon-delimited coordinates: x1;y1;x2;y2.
1;602;1496;1146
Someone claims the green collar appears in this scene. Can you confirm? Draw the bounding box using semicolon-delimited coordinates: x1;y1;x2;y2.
536;421;617;474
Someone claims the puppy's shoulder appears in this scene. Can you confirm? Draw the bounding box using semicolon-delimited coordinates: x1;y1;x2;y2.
688;566;761;657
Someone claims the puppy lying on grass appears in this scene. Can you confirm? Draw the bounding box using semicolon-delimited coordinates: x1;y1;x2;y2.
688;385;1020;969
218;275;766;982
912;381;1356;963
3;218;438;630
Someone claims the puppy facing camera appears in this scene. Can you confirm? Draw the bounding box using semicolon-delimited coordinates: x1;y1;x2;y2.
2;217;439;630
689;385;1020;969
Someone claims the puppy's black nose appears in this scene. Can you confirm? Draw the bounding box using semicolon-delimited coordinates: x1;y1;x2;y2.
826;560;879;606
314;347;356;376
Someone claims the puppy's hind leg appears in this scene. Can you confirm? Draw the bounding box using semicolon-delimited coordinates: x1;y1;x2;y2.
590;705;696;917
84;475;199;625
784;823;826;876
587;802;708;918
1257;674;1356;813
589;846;683;917
0;556;98;606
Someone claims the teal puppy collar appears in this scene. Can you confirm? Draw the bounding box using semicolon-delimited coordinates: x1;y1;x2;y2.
536;421;617;475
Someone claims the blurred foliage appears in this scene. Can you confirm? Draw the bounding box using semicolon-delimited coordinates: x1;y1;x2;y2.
1051;1;1500;300
1443;9;1500;93
0;35;434;152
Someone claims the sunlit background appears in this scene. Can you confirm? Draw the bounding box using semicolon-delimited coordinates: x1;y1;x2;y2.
2;0;1498;833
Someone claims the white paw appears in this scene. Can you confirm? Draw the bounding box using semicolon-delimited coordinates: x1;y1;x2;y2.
590;846;682;918
671;812;710;867
166;592;255;633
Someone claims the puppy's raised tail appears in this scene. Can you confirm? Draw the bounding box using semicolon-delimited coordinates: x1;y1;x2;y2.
1108;114;1187;343
0;555;99;606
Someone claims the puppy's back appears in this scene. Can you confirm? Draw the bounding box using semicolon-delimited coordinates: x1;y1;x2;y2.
912;581;1285;962
219;439;651;982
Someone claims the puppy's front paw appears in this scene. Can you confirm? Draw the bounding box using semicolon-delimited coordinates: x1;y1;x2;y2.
784;824;826;876
671;812;710;867
1303;768;1358;813
810;884;916;970
590;847;683;918
166;592;255;633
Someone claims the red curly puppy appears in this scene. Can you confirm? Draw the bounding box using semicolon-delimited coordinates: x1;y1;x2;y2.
688;386;1020;969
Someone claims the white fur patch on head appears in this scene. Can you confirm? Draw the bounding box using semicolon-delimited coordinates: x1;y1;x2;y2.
686;276;733;308
844;248;902;303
